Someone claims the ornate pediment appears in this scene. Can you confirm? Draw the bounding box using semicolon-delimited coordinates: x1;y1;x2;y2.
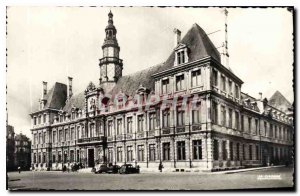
85;82;96;93
175;43;187;51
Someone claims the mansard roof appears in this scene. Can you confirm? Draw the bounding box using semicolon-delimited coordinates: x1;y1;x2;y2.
109;23;220;96
32;82;67;114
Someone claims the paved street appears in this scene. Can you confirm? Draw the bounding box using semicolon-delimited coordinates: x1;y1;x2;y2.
7;166;294;190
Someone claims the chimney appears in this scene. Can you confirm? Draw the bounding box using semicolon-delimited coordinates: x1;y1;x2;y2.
68;76;73;99
173;28;181;48
42;81;47;99
259;92;262;100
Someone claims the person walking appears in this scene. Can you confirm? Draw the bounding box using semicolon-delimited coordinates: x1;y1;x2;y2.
158;162;163;172
18;166;21;174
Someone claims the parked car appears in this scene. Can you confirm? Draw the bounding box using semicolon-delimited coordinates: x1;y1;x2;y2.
95;164;109;174
107;165;121;174
119;164;140;174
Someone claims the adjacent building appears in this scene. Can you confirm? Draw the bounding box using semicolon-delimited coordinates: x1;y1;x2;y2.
14;133;32;170
30;11;294;172
6;125;15;171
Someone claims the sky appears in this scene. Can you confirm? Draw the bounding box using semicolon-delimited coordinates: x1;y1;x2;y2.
6;7;293;138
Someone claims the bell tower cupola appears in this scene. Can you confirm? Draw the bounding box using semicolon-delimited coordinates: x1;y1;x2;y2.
99;10;123;92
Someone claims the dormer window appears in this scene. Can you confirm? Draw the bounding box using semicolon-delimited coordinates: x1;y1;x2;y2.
174;44;188;66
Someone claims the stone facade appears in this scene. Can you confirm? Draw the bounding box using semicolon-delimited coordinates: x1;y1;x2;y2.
30;11;294;172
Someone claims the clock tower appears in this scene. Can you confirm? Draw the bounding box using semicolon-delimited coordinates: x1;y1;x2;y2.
99;11;123;92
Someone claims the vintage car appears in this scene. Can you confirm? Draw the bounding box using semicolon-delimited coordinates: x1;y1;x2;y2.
95;164;120;174
119;164;140;174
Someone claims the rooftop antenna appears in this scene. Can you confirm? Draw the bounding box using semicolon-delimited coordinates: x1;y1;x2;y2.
221;8;230;69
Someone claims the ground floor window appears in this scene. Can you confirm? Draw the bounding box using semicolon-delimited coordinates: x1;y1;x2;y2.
213;140;219;160
222;141;227;160
256;145;259;160
137;145;145;161
108;148;113;163
229;142;233;160
58;152;62;163
52;154;56;163
163;143;170;161
249;145;252;160
127;146;133;162
236;143;240;160
149;144;155;161
34;153;37;163
177;141;186;160
38;153;41;163
43;152;46;163
193;140;202;160
117;147;123;162
243;144;246;160
64;151;68;163
70;150;74;162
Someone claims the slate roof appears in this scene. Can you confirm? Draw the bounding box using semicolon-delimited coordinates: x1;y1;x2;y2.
63;91;86;113
109;23;220;96
268;91;292;113
32;82;67;113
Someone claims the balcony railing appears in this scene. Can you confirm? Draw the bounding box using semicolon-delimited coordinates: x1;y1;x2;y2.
99;57;123;65
77;136;105;143
162;128;171;135
192;124;201;131
176;126;185;133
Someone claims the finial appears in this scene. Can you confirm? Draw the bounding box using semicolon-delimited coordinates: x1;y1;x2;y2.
108;10;113;17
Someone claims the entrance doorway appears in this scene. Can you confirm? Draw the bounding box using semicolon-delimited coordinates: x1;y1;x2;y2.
88;149;95;167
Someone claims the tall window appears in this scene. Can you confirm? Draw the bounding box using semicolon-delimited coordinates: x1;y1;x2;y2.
71;128;75;140
52;154;56;163
264;121;267;136
43;114;47;123
274;125;277;138
256;145;259;160
137;115;144;132
39;133;42;144
149;144;156;161
43;152;46;163
70;150;74;162
162;78;169;94
213;140;219;160
228;80;232;95
42;132;46;143
127;117;133;134
177;141;186;160
59;130;63;142
38;115;41;124
90;124;95;137
176;74;185;91
163;143;170;161
212;101;218;124
249;145;253;160
236;143;240;160
221;75;226;91
177;51;185;64
192;102;201;124
149;112;156;131
270;124;273;137
235;84;239;98
255;119;259;135
162;109;170;128
212;69;218;87
229;141;233;160
243;144;246;160
248;117;252;133
53;131;57;143
222;141;227;160
137;145;144;161
33;117;37;125
235;111;239;130
127;146;133;162
193;140;202;160
191;69;201;87
117;147;123;162
229;109;233;128
221;106;226;126
241;115;244;131
117;119;122;135
108;148;113;163
177;107;185;126
108;120;113;137
58;151;62;163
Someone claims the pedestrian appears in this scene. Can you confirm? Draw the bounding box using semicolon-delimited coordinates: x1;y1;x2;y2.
18;166;21;174
158;162;163;172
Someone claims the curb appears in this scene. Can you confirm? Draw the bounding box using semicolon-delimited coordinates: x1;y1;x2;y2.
217;165;286;174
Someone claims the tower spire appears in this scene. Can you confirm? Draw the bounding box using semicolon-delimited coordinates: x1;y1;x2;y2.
99;11;123;92
221;8;230;68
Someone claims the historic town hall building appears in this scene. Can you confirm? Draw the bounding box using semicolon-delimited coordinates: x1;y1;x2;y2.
30;11;294;172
